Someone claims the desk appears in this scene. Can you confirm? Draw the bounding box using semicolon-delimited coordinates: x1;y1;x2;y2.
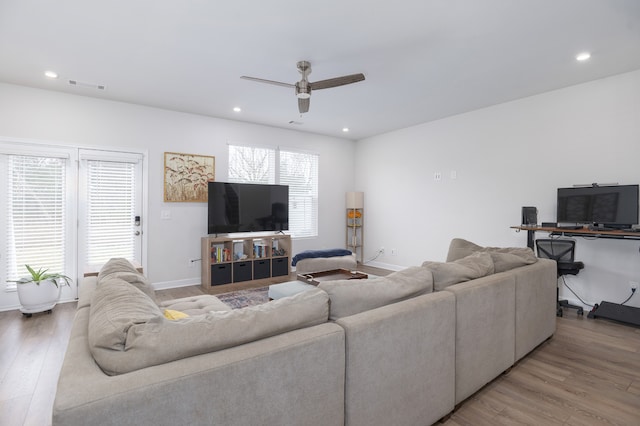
510;225;640;250
511;225;640;327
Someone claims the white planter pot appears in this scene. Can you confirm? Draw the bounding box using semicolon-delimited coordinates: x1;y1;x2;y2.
16;279;62;316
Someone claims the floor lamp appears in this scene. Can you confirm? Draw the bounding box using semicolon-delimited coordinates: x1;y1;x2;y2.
346;191;364;263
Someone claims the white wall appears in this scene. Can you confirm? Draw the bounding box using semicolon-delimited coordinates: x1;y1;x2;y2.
356;69;640;309
0;83;355;310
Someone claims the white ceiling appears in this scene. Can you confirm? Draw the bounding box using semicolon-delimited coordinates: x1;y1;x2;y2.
1;0;639;140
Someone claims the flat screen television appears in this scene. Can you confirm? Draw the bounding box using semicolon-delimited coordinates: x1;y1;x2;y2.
556;184;639;229
208;182;289;234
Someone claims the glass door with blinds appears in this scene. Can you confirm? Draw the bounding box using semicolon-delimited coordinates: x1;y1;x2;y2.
1;153;72;285
78;150;143;278
0;144;76;308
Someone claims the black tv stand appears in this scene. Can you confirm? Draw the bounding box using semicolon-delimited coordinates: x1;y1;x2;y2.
587;301;640;327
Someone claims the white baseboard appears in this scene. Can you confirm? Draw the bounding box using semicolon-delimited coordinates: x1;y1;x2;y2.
152;277;201;291
363;260;405;271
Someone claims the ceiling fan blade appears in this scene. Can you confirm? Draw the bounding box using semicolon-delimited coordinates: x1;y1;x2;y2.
310;73;365;90
240;76;294;88
298;98;310;113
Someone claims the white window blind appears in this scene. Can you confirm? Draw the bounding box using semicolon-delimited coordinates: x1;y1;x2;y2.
279;150;318;238
85;160;136;264
5;155;66;285
228;144;318;238
228;145;275;184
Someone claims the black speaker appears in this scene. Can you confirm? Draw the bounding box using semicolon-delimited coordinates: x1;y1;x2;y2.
521;206;537;226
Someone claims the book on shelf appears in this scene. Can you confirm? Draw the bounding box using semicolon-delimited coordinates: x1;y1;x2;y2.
253;242;268;258
211;246;231;263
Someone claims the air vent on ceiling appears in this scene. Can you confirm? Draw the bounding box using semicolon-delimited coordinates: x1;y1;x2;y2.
68;79;106;90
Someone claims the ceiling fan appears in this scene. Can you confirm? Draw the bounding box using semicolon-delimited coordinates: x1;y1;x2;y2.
241;61;365;113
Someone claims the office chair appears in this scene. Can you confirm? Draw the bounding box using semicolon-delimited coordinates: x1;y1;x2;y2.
535;239;584;317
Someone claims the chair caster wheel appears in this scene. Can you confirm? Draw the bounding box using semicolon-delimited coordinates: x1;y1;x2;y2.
577;308;584;315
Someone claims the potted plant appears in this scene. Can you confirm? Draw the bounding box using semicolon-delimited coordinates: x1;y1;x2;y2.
8;265;72;317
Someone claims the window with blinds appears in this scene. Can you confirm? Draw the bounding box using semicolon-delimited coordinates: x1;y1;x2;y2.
279;150;318;238
228;145;275;184
228;144;318;238
85;160;136;264
5;155;66;286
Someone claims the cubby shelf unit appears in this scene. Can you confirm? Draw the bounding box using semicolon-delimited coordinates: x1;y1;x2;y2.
201;234;291;293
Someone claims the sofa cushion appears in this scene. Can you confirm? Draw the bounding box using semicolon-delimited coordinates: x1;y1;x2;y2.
97;257;140;279
446;238;537;272
88;281;329;375
422;252;495;291
97;258;157;304
317;266;433;320
159;294;232;315
89;278;163;353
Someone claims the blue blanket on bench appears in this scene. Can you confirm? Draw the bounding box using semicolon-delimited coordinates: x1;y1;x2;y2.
291;249;352;266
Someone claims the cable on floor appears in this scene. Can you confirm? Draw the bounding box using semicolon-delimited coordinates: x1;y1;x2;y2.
561;276;593;307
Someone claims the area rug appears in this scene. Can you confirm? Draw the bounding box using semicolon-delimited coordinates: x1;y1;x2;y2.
216;286;270;309
216;272;379;309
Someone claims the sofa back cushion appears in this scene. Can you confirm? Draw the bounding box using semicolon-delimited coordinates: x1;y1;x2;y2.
446;238;537;273
97;258;157;304
89;278;163;354
318;266;433;320
88;279;329;375
422;252;495;291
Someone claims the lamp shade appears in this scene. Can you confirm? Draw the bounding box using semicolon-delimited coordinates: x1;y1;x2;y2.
346;191;364;209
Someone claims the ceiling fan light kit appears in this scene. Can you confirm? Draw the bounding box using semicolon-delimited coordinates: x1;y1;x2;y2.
241;60;365;113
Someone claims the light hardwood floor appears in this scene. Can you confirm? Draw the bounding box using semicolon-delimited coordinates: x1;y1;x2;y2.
1;272;639;426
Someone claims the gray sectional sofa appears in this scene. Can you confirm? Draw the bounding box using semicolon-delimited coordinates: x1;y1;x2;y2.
53;239;556;426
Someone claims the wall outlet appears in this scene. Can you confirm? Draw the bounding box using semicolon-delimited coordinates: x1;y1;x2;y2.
434;172;442;181
391;248;397;256
379;247;385;254
630;281;638;290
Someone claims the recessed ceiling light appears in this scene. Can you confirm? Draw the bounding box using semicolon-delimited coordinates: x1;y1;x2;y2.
233;107;242;112
576;52;591;62
342;127;350;133
44;70;58;79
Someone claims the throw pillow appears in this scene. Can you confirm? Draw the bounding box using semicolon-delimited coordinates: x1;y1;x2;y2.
163;309;190;320
422;252;495;291
446;238;537;272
